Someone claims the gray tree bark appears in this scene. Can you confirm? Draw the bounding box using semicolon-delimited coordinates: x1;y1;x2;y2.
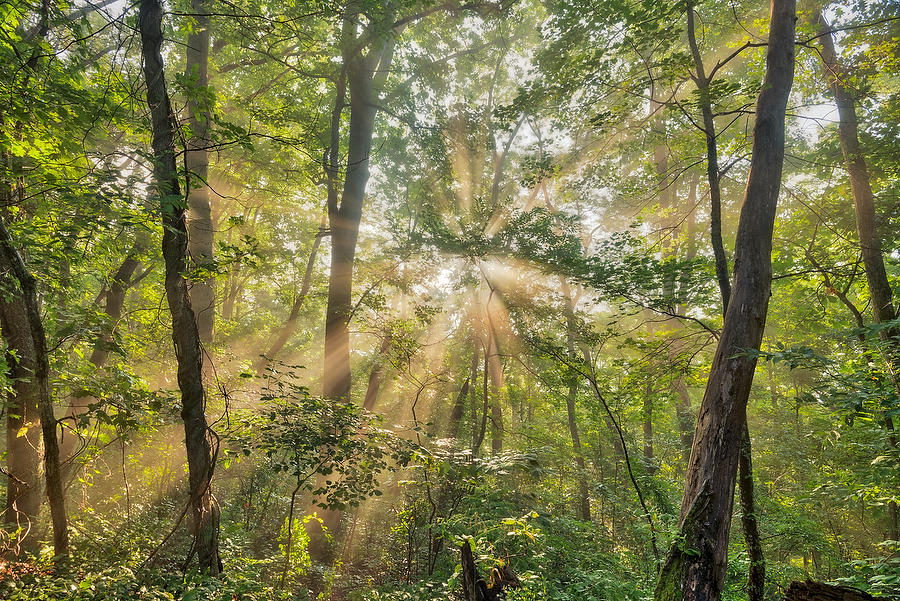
139;0;220;574
655;2;795;599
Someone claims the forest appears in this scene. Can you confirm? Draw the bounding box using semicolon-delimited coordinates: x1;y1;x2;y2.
0;0;897;599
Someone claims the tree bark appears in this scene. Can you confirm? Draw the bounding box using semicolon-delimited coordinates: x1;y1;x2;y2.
655;2;795;599
362;335;391;411
0;268;42;553
139;0;220;574
185;0;215;344
323;12;395;401
815;11;899;542
59;250;142;471
563;284;591;520
0;216;69;559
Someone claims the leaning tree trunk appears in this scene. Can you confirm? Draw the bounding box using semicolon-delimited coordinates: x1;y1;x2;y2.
59;249;142;473
184;0;215;344
654;2;795;600
0;216;69;560
0;267;42;554
687;3;768;596
139;0;220;574
816;10;899;543
255;219;326;374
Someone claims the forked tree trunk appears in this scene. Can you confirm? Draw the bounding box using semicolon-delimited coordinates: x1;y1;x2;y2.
654;2;795;599
185;0;215;344
687;3;768;596
323;12;395;401
0;217;69;559
816;10;899;542
139;0;220;574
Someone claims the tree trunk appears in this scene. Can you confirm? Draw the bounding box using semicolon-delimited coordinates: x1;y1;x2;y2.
687;1;730;308
0;269;42;554
816;11;899;542
362;336;391;411
487;328;503;453
654;2;795;599
740;423;765;601
185;0;215;344
139;0;220;574
563;285;591;521
59;251;141;471
0;216;69;559
323;18;395;401
255;220;326;373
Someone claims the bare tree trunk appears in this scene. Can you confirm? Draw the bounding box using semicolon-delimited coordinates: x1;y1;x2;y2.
487;327;503;453
139;0;220;574
739;425;765;600
687;1;730;308
655;3;795;599
687;4;768;596
0;217;69;559
816;11;899;542
185;0;215;344
362;336;391;411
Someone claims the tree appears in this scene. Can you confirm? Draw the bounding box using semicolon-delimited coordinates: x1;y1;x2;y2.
185;0;215;345
139;0;221;574
654;1;796;599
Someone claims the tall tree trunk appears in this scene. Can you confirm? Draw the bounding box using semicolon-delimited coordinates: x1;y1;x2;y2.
655;3;795;599
0;217;69;559
185;0;215;344
323;16;395;401
687;1;730;307
688;4;768;596
139;0;220;574
487;326;503;453
816;11;899;542
563;284;591;521
0;269;42;554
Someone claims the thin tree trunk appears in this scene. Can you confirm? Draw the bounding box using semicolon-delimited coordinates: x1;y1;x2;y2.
448;376;470;437
255;219;326;373
139;0;220;574
687;1;730;307
59;250;142;470
655;3;795;599
739;424;765;600
0;217;69;559
323;14;395;401
185;0;215;344
362;336;391;411
562;284;591;521
487;327;503;454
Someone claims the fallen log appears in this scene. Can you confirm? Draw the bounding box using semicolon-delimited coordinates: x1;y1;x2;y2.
784;580;877;601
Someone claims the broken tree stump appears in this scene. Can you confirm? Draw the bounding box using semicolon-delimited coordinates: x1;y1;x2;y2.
784;580;877;601
460;541;519;601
